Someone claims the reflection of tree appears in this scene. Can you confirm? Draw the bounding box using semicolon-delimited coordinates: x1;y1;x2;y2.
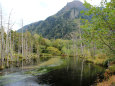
80;59;84;86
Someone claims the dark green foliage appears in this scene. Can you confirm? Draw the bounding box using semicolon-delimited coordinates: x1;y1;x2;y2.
103;57;115;67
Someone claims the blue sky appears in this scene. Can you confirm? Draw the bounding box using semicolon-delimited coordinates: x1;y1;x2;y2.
0;0;103;30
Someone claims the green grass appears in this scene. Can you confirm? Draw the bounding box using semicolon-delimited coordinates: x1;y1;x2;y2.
25;57;66;75
109;64;115;73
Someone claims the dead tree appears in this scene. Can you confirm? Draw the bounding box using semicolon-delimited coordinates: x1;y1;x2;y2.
0;6;5;69
21;20;24;68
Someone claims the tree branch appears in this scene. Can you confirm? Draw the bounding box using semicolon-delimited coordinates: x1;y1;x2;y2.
99;35;114;51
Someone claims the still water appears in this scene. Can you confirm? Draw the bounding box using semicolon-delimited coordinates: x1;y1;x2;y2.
0;58;105;86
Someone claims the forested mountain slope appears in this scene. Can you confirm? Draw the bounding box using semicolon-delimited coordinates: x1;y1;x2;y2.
17;1;90;39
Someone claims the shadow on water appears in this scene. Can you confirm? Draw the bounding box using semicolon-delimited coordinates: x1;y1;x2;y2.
37;57;105;86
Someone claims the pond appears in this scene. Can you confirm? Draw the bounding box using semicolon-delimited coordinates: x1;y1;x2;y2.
0;57;105;86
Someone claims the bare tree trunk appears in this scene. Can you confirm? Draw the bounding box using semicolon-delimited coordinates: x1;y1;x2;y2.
6;10;12;67
1;28;4;68
25;38;27;63
25;31;28;64
90;41;96;59
0;36;1;67
21;20;24;68
9;31;12;66
78;19;83;56
6;31;9;67
0;7;4;69
75;35;78;57
17;35;21;67
17;46;20;67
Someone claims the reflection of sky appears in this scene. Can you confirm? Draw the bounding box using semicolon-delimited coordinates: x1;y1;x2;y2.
0;72;48;86
0;0;110;30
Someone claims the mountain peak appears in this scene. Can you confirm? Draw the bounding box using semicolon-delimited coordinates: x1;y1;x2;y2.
57;0;84;15
17;0;88;39
66;0;83;8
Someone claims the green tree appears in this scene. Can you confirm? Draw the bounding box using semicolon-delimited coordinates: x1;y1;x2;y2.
81;0;115;57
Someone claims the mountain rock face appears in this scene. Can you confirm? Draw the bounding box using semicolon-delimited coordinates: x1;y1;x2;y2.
17;1;89;39
57;1;85;14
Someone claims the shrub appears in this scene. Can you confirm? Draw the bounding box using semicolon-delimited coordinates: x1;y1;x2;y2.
103;57;115;67
40;53;53;61
46;47;61;56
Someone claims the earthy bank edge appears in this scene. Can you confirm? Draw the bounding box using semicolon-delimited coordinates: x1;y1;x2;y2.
85;57;115;86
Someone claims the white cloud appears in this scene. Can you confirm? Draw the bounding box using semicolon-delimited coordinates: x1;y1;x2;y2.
0;0;103;30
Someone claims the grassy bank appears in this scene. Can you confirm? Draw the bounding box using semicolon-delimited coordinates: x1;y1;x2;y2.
85;53;115;67
22;57;64;69
24;57;67;75
84;54;115;86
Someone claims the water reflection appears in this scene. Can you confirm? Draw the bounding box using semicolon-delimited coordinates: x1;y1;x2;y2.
0;71;48;86
80;59;84;86
0;58;105;86
37;58;105;86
